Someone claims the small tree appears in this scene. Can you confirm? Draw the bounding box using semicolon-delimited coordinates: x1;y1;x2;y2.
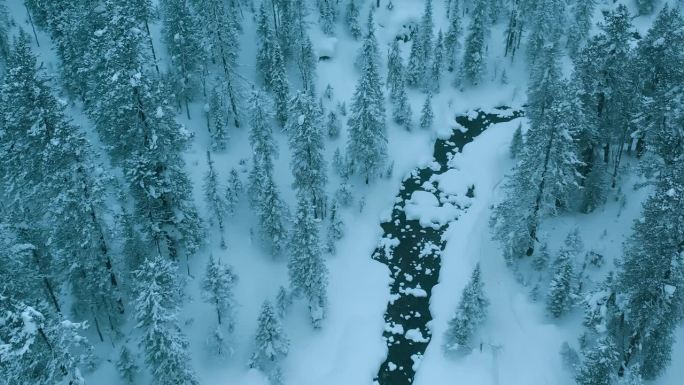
345;0;362;39
546;250;574;318
116;345;138;385
225;168;243;217
204;151;228;248
575;338;620;385
442;264;489;351
326;110;341;138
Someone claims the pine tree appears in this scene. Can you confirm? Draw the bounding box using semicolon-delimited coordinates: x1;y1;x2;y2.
286;91;328;217
345;0;362;40
1;36;125;334
347;19;388;184
225;168;243;217
546;250;574;318
462;0;488;86
526;0;565;66
201;255;238;357
270;40;290;127
636;0;656;15
418;0;435;89
324;199;344;254
160;0;205;118
430;30;444;92
256;2;273;86
204;151;229;249
248;89;278;204
567;0;597;56
392;75;413;131
134;256;199;385
249;300;289;375
386;39;403;100
611;160;684;379
509;123;523;158
420;92;434;131
319;0;336;35
575;338;620;385
327;110;341;138
491;44;582;258
0;296;91;385
257;169;289;256
532;241;550;271
406;29;424;87
116;345;139;385
444;0;462;72
443;264;489;351
207;86;230;151
288;193;329;327
298;36;317;93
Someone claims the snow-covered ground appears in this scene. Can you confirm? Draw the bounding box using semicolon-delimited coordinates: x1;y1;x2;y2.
3;0;683;384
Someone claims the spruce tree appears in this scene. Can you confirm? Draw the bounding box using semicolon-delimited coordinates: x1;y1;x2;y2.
298;36;317;93
420;92;434;131
418;0;435;90
201;255;238;356
526;0;565;66
288;193;329;327
442;264;489;351
286;91;328;217
134;256;199;385
256;2;273;86
406;29;424;87
386;39;403;100
636;0;656;15
248;89;278;205
319;0;336;35
347;18;388;184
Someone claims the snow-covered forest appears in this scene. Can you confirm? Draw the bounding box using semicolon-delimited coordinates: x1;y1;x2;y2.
1;0;683;384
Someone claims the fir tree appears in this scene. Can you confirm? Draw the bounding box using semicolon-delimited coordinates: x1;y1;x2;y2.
418;0;435;89
249;300;289;374
420;92;434;131
134;256;199;385
248;89;278;204
256;2;274;86
406;29;424;87
201;255;238;356
636;0;656;15
509;123;523;158
526;0;565;66
319;0;336;35
347;19;388;184
257;169;289;256
288;194;329;327
298;36;317;93
443;264;489;351
286;91;328;217
532;241;550;271
204;151;229;249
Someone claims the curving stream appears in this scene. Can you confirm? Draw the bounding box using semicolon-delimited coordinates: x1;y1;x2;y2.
372;107;524;385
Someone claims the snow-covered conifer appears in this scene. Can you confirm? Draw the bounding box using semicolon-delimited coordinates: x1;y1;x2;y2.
201;255;238;356
442;264;489;351
419;92;434;131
